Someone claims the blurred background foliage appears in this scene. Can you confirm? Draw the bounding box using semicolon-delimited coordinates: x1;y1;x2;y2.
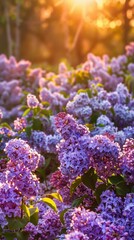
0;0;134;68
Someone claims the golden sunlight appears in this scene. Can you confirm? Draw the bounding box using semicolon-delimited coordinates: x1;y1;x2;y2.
67;0;104;8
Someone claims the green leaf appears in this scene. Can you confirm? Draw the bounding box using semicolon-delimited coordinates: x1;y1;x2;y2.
72;195;88;208
25;126;32;137
46;193;63;202
0;122;12;130
3;232;17;240
41;109;52;117
22;204;30;218
81;168;97;190
23;108;31;117
90;112;100;124
95;183;107;203
29;207;39;226
108;175;124;185
7;217;28;230
85;123;94;131
15;232;29;240
77;88;92;98
41;101;50;107
42;197;57;212
44;156;51;169
32;118;43;130
60;208;70;224
115;181;131;196
70;177;82;196
131;186;134;193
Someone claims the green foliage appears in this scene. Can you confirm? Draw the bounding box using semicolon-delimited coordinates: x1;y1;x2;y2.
32;118;43;131
7;217;28;230
72;195;88;208
81;168;97;190
22;204;39;225
70;176;82;196
42;197;57;212
125;74;134;96
46;192;63;202
0;122;12;130
22;108;31;117
95;183;107;203
60;208;70;224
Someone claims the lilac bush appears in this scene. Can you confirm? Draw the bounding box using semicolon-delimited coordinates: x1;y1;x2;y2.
0;42;134;239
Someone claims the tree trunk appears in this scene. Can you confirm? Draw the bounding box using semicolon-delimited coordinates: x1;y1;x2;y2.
15;1;21;60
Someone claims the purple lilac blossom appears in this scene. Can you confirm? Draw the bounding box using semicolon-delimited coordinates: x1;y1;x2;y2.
96;115;113;126
116;83;130;104
88;135;120;179
57;134;91;179
119;138;134;184
14;117;27;131
6;163;40;198
5;138;40;171
25;209;62;240
70;207;103;239
27;93;39;108
65;231;89;240
30;130;47;152
0;182;22;217
55;112;89;140
97;190;123;221
114;104;134;128
0;208;8;228
125;42;134;56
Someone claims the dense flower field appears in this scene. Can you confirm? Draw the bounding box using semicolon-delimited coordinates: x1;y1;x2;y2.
0;42;134;240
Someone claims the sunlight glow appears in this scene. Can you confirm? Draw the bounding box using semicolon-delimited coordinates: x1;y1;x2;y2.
67;0;104;9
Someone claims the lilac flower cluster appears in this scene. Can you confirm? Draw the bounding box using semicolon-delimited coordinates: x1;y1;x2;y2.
25;209;62;240
62;191;134;239
0;181;22;217
55;113;91;178
66;93;92;121
27;93;40;108
88;135;120;179
5;138;40;171
119;138;134;184
65;231;89;240
65;207;103;239
14;117;27;131
30;130;60;154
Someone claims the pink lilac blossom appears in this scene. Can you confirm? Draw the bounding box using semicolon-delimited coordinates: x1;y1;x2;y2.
14;117;27;131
